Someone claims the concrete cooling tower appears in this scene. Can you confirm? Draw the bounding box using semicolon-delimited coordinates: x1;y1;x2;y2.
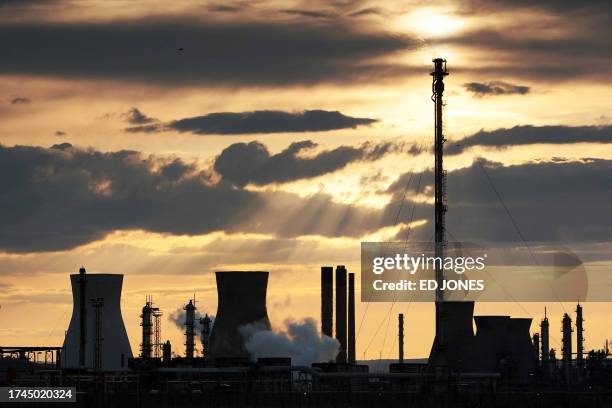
507;318;535;381
428;301;475;371
471;315;511;373
209;271;271;360
61;268;133;371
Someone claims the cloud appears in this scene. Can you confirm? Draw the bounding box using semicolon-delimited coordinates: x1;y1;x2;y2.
0;142;398;252
0;18;420;86
127;110;377;135
121;107;157;125
241;318;339;365
463;81;530;96
388;158;612;242
54;130;66;136
10;97;30;105
447;125;612;154
213;139;406;186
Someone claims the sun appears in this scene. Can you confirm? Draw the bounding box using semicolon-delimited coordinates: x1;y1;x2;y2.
399;7;465;39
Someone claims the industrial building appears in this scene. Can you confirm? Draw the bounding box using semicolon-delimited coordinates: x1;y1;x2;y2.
60;267;133;371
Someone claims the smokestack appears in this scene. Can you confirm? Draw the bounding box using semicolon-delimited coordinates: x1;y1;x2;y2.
185;299;196;359
399;313;404;363
576;302;584;370
335;265;347;363
321;266;333;338
141;297;153;359
562;312;573;383
348;272;356;364
541;307;550;364
78;267;87;368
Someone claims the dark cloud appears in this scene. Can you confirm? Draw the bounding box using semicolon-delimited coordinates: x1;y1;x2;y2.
214;139;403;186
0;19;419;86
348;7;384;18
10;97;30;105
463;81;530;96
435;18;612;82
127;110;377;135
282;9;335;19
447;125;612;154
122;107;157;125
54;130;66;136
0;142;402;253
388;158;612;242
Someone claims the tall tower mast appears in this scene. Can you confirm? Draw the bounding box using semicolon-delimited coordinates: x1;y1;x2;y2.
431;58;449;365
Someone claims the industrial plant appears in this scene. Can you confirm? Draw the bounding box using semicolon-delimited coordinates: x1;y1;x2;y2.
1;60;611;407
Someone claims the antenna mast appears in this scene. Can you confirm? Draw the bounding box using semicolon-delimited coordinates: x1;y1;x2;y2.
430;58;449;366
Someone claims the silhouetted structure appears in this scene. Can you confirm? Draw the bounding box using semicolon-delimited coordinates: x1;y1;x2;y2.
562;313;573;383
398;313;404;363
321;266;333;338
471;316;510;373
78;267;87;367
541;308;550;366
335;265;347;363
162;340;171;364
429;302;475;372
429;57;450;370
140;297;153;359
62;271;132;371
507;318;535;382
209;272;271;360
185;299;196;359
533;333;540;368
576;303;584;370
348;272;356;364
200;314;212;359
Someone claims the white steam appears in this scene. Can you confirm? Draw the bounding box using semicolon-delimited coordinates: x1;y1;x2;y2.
240;318;339;366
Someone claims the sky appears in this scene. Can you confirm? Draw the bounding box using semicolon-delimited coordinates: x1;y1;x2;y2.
0;0;611;361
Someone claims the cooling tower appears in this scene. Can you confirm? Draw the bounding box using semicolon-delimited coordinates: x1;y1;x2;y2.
507;318;535;381
428;301;475;371
209;271;271;360
62;271;133;371
470;315;511;373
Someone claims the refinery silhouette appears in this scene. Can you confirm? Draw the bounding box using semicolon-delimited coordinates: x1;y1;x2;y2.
1;60;611;408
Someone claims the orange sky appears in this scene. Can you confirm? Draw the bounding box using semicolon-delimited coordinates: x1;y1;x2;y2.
0;0;611;360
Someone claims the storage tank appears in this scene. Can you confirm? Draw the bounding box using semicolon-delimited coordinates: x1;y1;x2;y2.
209;271;271;359
62;269;133;371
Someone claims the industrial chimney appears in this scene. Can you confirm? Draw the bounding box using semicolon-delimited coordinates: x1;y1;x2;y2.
321;266;333;338
62;270;133;371
398;313;404;364
184;299;196;359
209;272;271;360
348;272;356;364
335;265;347;363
